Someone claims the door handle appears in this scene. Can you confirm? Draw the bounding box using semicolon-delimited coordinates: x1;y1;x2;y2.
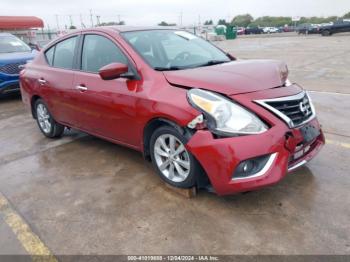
38;79;47;85
76;85;88;91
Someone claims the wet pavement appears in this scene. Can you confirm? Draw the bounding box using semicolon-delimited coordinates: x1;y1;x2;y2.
0;33;349;256
217;33;350;94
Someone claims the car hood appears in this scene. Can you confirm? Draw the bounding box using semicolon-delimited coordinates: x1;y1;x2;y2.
0;50;37;66
163;59;286;96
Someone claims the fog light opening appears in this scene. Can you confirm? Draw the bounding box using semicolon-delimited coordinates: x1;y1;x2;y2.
232;153;277;180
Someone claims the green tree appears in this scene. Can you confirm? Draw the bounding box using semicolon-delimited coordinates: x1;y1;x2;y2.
231;14;253;27
217;19;227;26
250;16;292;27
69;25;77;29
299;16;338;25
158;21;176;26
204;20;213;25
99;21;125;26
343;12;350;19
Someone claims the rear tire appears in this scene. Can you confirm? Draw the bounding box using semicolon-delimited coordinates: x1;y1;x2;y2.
150;125;200;188
322;30;331;36
34;99;65;138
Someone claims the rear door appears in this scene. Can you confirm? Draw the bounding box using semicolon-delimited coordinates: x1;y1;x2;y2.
72;33;141;146
39;35;79;126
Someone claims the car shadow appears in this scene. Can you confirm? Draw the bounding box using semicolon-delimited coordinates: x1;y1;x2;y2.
36;126;319;206
195;166;318;211
0;93;22;102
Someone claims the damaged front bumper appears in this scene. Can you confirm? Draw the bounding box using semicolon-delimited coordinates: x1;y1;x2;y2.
186;110;324;195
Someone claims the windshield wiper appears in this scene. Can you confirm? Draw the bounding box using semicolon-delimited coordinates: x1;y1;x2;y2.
154;66;185;71
196;60;229;67
154;60;229;71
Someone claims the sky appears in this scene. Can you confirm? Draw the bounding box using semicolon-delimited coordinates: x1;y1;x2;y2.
1;0;350;29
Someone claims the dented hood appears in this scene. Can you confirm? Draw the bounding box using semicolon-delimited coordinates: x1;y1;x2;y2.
163;59;286;95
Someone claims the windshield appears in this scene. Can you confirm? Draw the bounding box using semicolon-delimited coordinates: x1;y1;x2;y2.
0;35;31;53
122;30;230;70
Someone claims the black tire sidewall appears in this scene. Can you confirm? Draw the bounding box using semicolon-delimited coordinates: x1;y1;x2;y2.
150;126;198;188
322;30;330;36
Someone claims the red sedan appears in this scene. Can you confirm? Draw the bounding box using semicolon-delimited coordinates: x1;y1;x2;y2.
20;27;324;195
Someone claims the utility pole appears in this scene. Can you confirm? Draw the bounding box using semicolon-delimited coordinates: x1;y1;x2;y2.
69;15;73;27
180;11;183;27
117;14;121;24
55;14;60;30
90;9;94;27
47;24;51;39
96;15;101;26
80;14;85;28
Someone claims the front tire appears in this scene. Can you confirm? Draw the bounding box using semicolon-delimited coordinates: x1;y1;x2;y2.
150;125;200;188
34;99;65;138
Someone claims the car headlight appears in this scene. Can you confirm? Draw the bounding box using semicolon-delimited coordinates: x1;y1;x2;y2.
187;89;268;135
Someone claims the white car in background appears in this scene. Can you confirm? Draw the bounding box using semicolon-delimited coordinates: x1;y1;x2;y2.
263;27;279;33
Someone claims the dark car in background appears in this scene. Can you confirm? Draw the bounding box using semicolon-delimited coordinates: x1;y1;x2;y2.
245;27;263;34
297;24;320;35
0;33;36;95
319;20;350;36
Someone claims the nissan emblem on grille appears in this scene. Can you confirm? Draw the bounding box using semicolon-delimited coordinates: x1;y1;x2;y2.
299;101;310;116
255;91;314;128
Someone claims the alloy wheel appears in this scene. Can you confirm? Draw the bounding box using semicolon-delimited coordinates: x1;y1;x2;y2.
36;103;52;134
153;134;191;183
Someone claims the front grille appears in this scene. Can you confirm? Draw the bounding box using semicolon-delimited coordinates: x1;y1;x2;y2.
255;92;314;128
0;62;26;75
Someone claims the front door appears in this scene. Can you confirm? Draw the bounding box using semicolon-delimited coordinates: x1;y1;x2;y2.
72;33;141;146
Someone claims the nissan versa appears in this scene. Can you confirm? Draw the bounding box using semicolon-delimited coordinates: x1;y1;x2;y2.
20;27;325;195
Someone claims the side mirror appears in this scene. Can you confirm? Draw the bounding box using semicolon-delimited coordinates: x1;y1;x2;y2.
99;63;129;80
28;43;40;51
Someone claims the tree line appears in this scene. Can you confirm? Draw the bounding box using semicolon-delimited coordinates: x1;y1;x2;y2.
68;11;350;29
209;12;350;28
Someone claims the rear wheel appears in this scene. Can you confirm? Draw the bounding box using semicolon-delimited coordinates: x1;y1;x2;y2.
35;99;65;138
322;30;331;36
150;125;200;188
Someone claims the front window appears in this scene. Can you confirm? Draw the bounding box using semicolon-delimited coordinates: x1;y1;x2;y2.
0;35;31;53
81;34;128;73
121;30;230;70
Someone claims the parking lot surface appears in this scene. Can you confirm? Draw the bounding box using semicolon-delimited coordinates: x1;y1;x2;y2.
0;33;349;256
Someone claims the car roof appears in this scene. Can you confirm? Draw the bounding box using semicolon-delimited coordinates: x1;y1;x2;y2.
91;26;178;33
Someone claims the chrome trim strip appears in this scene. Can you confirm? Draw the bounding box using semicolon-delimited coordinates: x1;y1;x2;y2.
232;153;278;181
288;160;307;172
259;91;306;102
254;91;316;128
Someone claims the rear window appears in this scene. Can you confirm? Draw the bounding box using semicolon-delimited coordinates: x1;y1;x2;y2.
45;46;55;66
47;36;77;69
